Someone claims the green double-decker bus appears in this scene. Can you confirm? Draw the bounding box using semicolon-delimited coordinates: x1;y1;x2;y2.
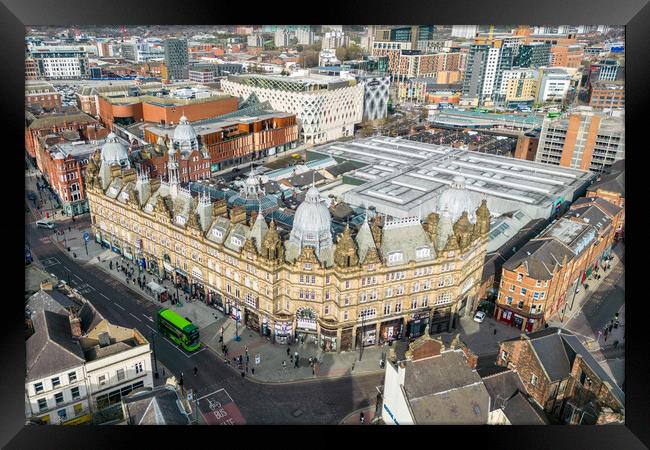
156;308;201;352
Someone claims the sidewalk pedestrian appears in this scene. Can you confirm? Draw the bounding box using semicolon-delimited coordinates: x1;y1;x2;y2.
251;367;255;376
493;329;497;335
294;358;298;368
312;365;315;376
246;354;250;364
193;366;198;376
282;360;287;370
360;412;365;424
290;353;293;363
286;347;291;357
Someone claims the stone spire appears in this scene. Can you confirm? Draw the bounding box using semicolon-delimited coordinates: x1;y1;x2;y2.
473;199;491;238
424;212;439;245
249;204;269;254
334;224;359;268
370;214;383;247
436;211;454;252
355;213;377;264
261;219;283;262
167;141;180;199
453;211;473;250
444;232;460;252
196;190;213;231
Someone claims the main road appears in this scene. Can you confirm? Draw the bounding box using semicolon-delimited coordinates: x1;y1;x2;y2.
26;208;381;424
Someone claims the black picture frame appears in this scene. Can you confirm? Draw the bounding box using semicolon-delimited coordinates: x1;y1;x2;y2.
4;0;647;447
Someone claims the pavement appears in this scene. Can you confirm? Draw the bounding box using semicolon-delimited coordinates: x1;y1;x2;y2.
43;214;386;384
339;406;376;425
547;242;625;351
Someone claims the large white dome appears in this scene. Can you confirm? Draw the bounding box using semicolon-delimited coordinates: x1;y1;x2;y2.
100;133;129;165
289;186;333;253
436;176;476;223
173;115;198;143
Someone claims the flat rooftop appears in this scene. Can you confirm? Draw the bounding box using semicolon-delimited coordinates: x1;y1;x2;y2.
429;110;543;129
145;110;293;138
52;135;128;160
225;73;358;91
311;136;595;218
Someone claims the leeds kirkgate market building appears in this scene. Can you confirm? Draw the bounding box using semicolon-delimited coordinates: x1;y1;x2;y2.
84;123;491;353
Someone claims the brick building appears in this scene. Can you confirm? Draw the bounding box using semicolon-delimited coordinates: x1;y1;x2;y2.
26;82;62;111
97;87;238;129
549;45;584;68
495;197;623;332
586;159;624;211
25;111;103;159
588;81;625;109
143;110;298;172
514;132;539;161
497;328;624;424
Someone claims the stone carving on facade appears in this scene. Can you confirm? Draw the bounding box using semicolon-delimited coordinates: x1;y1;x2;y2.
128;188;140;208
472;199;491;239
370;215;382;246
424;212;439;243
154;195;172;219
444;232;460;252
363;246;382;265
297;245;320;265
261;219;283;262
453;211;473;250
242;237;258;255
333;225;359;268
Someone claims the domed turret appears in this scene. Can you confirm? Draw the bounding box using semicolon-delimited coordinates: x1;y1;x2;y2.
100;133;130;167
436;175;476;223
172;115;199;152
288;185;333;260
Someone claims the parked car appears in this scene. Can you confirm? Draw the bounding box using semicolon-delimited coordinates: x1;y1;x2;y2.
473;311;486;323
36;219;55;229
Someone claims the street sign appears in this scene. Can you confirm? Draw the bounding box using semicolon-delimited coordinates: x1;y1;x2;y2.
83;232;90;241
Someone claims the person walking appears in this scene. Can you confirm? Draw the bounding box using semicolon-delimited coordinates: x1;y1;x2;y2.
193;366;198;376
251;367;255;376
286;347;291;357
360;412;365;424
312;365;315;376
282;360;287;370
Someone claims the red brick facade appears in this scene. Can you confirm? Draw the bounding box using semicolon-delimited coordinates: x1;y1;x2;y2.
498;335;624;423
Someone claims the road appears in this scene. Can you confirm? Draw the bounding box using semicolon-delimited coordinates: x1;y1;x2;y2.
25;207;381;424
562;254;624;345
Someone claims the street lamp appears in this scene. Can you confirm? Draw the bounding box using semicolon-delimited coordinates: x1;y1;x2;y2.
150;330;159;379
359;309;366;362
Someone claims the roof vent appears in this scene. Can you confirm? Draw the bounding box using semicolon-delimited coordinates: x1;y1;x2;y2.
98;331;111;348
526;251;531;256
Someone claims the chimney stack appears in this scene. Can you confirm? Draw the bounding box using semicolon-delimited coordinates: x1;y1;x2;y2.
69;313;82;338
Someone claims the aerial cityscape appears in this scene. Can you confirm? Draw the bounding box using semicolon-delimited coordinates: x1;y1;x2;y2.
24;24;625;426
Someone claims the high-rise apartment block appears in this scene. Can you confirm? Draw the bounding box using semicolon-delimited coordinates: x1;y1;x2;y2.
163;38;189;81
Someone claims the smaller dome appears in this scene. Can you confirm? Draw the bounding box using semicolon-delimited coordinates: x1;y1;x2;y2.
101;133;129;164
437;176;476;223
173;115;198;143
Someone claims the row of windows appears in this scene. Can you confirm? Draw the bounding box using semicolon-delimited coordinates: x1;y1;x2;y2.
33;371;77;395
36;385;81;412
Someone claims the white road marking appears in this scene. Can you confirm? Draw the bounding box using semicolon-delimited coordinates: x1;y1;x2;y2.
129;313;141;322
100;293;110;300
145;324;157;333
143;314;154;322
73;274;83;281
113;302;125;311
197;388;227;401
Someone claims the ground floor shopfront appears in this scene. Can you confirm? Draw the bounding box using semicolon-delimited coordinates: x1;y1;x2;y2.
495;306;545;333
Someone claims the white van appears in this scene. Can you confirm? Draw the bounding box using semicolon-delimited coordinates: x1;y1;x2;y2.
36;219;55;229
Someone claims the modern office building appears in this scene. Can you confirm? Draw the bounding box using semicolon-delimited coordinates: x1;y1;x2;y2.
535;108;625;173
29;46;89;80
221;73;364;145
535;67;572;103
309;136;595;221
589;81;625;109
274;29;291;48
296;29;315;45
590;59;622;82
163;38;189;81
247;34;265;48
451;25;479;39
461;40;515;106
498;69;538;106
516;43;551;68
